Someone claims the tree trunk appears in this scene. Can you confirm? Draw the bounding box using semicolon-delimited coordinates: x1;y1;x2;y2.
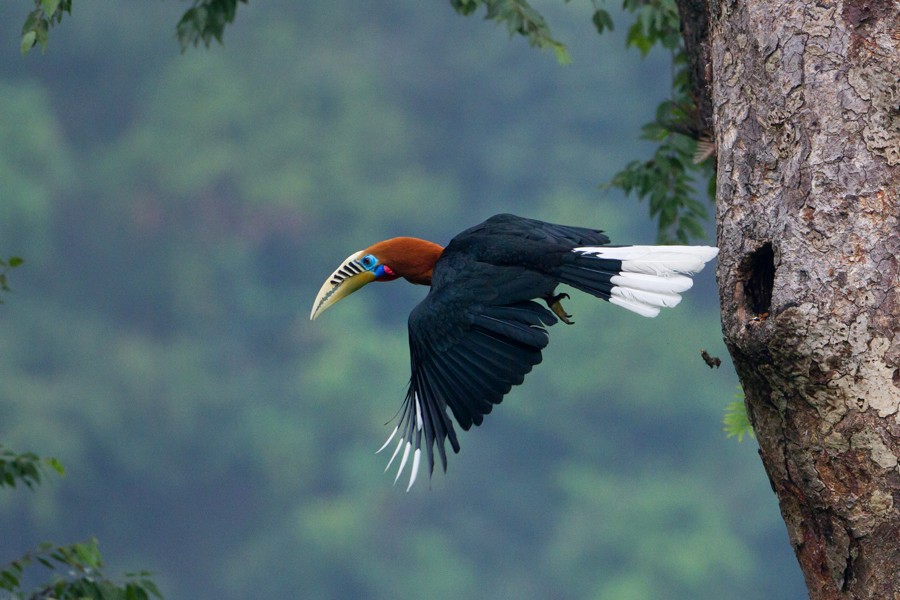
708;0;900;597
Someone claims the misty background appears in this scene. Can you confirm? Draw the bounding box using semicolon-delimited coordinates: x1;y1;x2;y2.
0;1;806;598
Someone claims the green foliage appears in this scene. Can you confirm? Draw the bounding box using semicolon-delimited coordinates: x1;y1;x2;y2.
621;0;681;55
590;4;614;34
0;444;62;489
176;0;249;50
609;0;715;243
607;103;711;243
450;0;571;63
724;396;755;442
0;538;161;600
19;0;248;54
0;257;24;303
0;448;161;598
20;0;72;55
451;0;713;243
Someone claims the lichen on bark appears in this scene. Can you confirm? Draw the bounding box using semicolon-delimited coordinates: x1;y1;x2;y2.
708;0;900;597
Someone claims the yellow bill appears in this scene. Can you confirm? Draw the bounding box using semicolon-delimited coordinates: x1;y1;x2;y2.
310;251;377;320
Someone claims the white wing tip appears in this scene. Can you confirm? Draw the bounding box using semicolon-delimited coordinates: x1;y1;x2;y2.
376;426;399;454
380;397;426;490
609;295;662;318
406;449;422;492
393;441;412;485
385;436;404;472
574;244;717;317
574;244;719;274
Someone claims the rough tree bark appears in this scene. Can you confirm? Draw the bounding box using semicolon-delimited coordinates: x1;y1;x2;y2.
682;0;900;597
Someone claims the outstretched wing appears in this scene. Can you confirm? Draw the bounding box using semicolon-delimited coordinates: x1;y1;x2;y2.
455;213;611;248
378;258;558;490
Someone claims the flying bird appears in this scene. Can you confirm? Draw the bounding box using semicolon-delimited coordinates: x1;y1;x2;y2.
310;214;718;490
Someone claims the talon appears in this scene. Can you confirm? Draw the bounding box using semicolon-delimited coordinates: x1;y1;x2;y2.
545;293;574;325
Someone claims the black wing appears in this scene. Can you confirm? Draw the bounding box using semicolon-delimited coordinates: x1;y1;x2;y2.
379;256;558;489
449;213;611;251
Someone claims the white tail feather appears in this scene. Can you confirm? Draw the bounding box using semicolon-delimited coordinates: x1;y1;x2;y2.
609;272;694;294
609;296;661;318
385;437;404;472
574;245;718;276
394;441;412;484
376;426;399;454
406;449;422;492
611;286;682;309
573;245;717;318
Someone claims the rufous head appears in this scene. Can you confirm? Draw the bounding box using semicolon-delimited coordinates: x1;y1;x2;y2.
309;237;444;320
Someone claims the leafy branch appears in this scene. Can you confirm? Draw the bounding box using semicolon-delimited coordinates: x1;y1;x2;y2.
455;0;716;243
20;0;72;55
0;538;162;600
176;0;249;51
0;447;164;598
597;0;715;243
20;0;249;55
0;445;64;490
618;0;682;54
606;91;714;243
450;0;571;63
17;0;716;238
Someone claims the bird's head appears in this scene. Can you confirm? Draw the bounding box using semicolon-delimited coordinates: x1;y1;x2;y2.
310;237;444;320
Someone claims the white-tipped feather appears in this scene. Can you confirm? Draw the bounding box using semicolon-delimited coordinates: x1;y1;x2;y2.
415;394;423;431
611;286;682;309
573;245;717;318
385;437;404;472
376;426;399;454
574;245;718;276
609;296;661;318
380;398;425;489
406;449;422;492
609;272;694;294
394;442;412;484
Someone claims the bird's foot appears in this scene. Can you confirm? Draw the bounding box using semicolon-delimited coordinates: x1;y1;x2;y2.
545;293;574;325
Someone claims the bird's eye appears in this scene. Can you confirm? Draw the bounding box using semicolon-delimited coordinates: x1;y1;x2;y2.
360;254;377;270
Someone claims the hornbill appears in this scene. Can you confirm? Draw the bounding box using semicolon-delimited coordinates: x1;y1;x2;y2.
310;214;718;489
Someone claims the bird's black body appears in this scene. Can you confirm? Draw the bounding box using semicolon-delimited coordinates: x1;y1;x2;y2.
313;213;717;488
399;215;615;475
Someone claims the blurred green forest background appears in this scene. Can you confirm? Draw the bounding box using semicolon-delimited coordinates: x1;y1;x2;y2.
0;1;806;598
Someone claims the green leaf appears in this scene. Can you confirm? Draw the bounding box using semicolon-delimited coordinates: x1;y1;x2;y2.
8;256;23;267
450;0;480;16
41;0;61;18
0;569;20;590
20;30;37;55
452;0;570;64
551;43;572;65
44;456;66;475
625;21;652;55
35;21;50;51
21;9;41;32
140;578;163;598
591;9;614;34
724;399;755;442
73;539;103;570
176;0;248;50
